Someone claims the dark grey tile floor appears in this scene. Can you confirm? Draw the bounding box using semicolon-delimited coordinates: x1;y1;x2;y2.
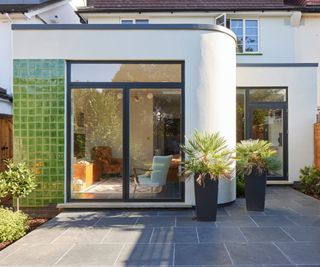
1;186;320;267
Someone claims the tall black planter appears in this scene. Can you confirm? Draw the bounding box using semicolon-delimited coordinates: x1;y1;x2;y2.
244;169;267;211
194;174;218;221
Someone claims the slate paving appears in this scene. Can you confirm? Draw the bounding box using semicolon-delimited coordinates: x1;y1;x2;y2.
1;186;320;266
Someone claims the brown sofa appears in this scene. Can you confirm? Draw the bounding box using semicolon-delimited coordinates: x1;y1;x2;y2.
91;146;123;176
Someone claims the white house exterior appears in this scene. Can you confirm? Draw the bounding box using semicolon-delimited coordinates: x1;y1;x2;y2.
4;0;320;208
0;0;82;116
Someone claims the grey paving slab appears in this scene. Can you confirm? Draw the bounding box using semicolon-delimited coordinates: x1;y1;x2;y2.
0;243;71;266
174;243;232;265
136;216;175;227
55;244;124;266
281;226;320;241
52;228;110;244
264;207;300;216
276;242;320;264
216;207;229;216
176;216;216;227
250;215;297;227
94;216;138;228
224;204;266;216
116;243;174;266
1;187;320;266
13;228;67;244
157;209;195;216
286;215;320;226
240;227;294;242
102;227;153;243
150;227;198;243
122;210;159;217
216;215;257;227
197;227;246;243
43;215;100;228
225;242;291;265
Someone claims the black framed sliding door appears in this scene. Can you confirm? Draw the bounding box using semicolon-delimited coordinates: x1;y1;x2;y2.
237;88;288;180
66;61;185;202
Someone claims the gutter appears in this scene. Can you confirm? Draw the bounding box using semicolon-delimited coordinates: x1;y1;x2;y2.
77;6;320;14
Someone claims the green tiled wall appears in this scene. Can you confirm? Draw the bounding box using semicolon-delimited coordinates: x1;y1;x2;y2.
13;59;65;207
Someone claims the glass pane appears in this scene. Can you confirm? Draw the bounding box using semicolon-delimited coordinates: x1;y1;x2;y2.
236;89;246;142
245;20;258;28
246;28;258;36
231;19;243;29
233;28;243;36
121;20;134;24
245;44;258;52
249;89;286;102
129;89;182;199
245;36;258;44
136;19;149;24
252;108;284;176
71;63;182;83
71;88;123;199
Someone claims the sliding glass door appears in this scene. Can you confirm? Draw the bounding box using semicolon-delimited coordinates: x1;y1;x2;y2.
67;61;184;202
129;89;182;200
236;88;288;180
71;88;124;200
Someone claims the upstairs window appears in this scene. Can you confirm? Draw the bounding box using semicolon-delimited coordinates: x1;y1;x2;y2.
229;19;259;53
121;19;149;24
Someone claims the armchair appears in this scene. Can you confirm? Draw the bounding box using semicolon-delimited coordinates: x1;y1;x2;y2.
132;155;172;195
91;146;123;176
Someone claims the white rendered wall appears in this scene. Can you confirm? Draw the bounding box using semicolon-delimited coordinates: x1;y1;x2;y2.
237;66;318;182
0;22;13;115
12;27;237;204
0;16;42;116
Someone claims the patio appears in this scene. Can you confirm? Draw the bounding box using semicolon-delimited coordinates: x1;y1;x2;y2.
1;186;320;267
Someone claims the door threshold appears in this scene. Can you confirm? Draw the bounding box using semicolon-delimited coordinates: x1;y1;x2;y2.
57;202;192;209
267;180;293;185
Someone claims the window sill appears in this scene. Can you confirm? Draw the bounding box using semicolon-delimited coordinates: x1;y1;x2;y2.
237;52;263;56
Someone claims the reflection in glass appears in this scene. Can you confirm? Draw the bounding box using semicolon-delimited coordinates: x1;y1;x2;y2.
249;89;286;102
236;89;245;142
252;108;284;176
71;89;123;199
129;89;182;199
71;63;182;83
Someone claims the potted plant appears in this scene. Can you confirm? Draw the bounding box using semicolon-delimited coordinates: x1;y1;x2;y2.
180;131;233;221
236;139;280;211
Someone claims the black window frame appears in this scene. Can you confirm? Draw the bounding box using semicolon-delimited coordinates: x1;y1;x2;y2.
66;60;185;203
237;87;288;181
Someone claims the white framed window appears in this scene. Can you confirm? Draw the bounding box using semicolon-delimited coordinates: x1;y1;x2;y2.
121;19;149;24
229;19;259;53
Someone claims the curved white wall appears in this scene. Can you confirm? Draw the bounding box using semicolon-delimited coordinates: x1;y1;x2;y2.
12;25;237;204
195;32;237;204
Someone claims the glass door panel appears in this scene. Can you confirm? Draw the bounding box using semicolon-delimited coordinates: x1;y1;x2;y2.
250;108;285;177
71;88;123;199
129;89;182;199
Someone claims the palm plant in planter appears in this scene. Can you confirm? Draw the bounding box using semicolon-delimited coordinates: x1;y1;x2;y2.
236;139;280;211
180;131;233;221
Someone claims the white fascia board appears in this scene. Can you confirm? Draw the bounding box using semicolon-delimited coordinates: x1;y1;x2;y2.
81;10;294;20
24;0;70;19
